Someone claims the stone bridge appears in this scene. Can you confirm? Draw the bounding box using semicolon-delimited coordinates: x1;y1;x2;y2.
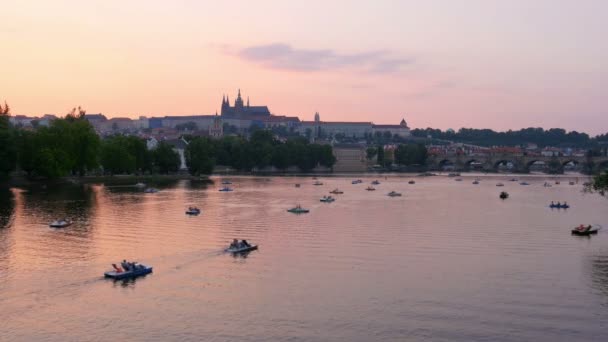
427;154;608;173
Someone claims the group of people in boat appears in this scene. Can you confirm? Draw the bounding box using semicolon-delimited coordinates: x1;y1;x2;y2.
229;239;251;250
112;260;145;273
550;201;568;207
575;224;593;232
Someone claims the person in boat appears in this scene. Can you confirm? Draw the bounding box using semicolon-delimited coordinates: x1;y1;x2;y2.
242;239;250;247
230;239;239;249
551;201;555;206
556;201;561;207
563;202;568;207
121;260;130;271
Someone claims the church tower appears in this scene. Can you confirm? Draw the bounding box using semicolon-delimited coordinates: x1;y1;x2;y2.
234;89;244;112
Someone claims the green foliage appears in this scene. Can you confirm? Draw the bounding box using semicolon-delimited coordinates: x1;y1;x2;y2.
411;127;596;148
585;171;608;197
394;144;428;166
16;114;100;178
547;157;563;174
376;145;385;166
153;142;180;174
366;147;377;160
0;110;17;181
185;137;215;175
100;136;147;175
181;130;336;172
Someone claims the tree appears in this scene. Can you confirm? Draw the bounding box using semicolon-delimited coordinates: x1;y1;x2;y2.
100;138;136;175
547;157;563;174
366;147;377;161
66;106;86;122
585;171;608;197
0;101;10;115
153;142;180;174
317;144;336;168
0;103;17;180
376;145;385;166
185;137;215;176
271;144;290;170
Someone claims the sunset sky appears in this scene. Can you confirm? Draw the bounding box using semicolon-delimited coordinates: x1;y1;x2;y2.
2;1;607;134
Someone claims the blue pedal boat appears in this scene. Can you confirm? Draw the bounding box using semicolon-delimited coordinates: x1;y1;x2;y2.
104;265;153;280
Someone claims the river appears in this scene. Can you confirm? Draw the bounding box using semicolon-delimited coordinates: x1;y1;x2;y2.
1;175;607;341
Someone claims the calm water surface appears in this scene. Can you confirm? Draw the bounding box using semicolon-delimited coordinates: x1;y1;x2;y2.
1;175;607;341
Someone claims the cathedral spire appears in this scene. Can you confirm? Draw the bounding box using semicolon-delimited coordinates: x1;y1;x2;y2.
247;96;250;107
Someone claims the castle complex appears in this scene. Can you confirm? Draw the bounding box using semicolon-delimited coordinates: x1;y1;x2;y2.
13;89;411;140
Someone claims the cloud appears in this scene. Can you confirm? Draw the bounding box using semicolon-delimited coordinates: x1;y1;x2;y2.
231;43;413;73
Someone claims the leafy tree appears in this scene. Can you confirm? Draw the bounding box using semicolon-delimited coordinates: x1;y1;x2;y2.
316;144;336;168
271;144;290;170
366;147;377;161
376;145;385;166
585;171;608;197
153;142;180;174
0;103;17;180
547;157;563;174
100;139;136;175
185;137;215;175
0;101;10;115
394;144;428;166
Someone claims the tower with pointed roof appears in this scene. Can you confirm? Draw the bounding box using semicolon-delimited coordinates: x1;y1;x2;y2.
220;89;270;118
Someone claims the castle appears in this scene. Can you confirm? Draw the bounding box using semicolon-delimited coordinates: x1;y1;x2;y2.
221;89;270;118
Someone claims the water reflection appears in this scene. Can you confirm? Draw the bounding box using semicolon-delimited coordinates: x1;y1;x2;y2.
21;183;96;226
590;253;608;303
0;188;14;229
111;275;153;288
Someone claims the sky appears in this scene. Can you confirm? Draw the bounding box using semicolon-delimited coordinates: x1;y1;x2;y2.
1;0;607;134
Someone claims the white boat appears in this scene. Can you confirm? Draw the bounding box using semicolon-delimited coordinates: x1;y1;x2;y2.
134;182;146;188
221;180;232;185
49;220;72;228
496;183;504;187
219;187;233;192
371;180;380;185
320;196;335;203
313;181;324;186
144;188;159;193
352;179;363;184
388;191;402;197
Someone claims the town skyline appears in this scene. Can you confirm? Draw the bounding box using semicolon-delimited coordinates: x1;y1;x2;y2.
2;1;607;134
5;89;606;137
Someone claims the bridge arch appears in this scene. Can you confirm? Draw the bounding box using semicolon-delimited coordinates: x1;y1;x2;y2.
465;159;484;170
438;159;455;170
526;159;546;171
562;159;579;166
493;159;517;171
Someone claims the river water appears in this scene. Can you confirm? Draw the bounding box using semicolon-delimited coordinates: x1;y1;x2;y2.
1;175;607;341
